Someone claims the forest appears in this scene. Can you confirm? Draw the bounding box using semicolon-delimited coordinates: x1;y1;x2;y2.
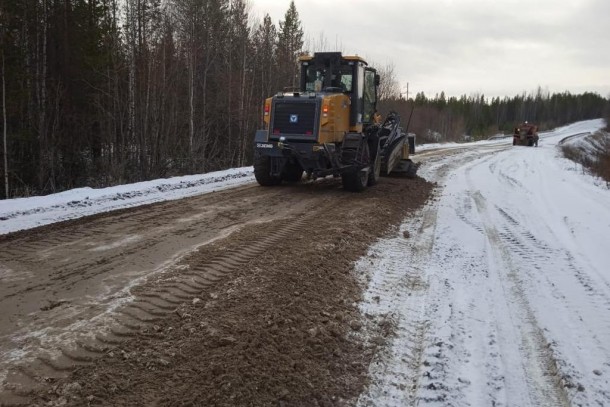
1;0;609;198
379;89;609;143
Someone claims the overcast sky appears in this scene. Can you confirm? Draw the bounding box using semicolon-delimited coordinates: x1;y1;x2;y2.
250;0;610;99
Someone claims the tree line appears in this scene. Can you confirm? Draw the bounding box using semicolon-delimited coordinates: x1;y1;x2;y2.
379;88;608;143
1;0;303;198
1;0;608;199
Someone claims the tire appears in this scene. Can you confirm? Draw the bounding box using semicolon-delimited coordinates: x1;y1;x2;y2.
341;140;369;192
513;138;517;146
282;163;304;183
342;169;368;192
367;148;381;186
254;154;282;186
405;160;418;179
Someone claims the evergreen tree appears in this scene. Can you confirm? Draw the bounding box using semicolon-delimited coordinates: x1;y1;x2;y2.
1;0;608;199
252;14;277;125
276;1;303;90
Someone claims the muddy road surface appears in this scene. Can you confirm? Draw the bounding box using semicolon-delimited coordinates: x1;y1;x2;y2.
0;175;434;406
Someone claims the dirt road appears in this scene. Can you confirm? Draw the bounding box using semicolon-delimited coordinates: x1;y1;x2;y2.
0;175;433;406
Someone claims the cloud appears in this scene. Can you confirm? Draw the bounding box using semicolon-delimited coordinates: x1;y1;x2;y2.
251;0;610;98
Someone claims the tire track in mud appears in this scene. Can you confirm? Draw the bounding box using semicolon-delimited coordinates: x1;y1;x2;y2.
0;208;318;405
0;187;328;404
0;185;291;341
0;176;436;406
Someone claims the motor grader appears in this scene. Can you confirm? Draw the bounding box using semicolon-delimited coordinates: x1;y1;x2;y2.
253;52;418;192
513;122;539;147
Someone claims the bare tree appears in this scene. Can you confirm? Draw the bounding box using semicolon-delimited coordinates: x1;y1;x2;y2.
37;0;49;190
2;49;8;198
376;62;400;101
303;31;334;54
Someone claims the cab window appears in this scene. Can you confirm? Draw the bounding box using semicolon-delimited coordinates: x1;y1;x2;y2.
305;67;325;92
339;73;353;92
363;70;377;123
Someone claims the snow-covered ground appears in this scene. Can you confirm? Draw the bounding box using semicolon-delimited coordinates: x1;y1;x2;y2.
0;167;254;235
357;119;610;406
560;128;610;163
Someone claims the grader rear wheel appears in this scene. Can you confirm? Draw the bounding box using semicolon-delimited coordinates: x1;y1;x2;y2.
254;154;282;186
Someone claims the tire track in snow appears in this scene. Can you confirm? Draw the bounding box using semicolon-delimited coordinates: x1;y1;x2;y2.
415;156;517;407
357;148;507;406
488;202;610;405
355;203;437;407
460;136;610;406
469;190;571;407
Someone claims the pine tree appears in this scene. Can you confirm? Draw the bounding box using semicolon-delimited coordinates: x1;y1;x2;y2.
252;14;277;115
276;1;303;90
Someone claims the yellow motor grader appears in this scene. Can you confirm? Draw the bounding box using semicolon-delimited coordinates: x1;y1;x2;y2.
253;52;417;192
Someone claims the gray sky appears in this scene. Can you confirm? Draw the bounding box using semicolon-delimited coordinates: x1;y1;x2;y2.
251;0;610;99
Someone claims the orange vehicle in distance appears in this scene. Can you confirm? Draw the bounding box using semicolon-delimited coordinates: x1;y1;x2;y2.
513;122;539;147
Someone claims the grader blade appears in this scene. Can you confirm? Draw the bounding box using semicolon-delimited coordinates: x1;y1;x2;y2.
381;134;407;175
377;112;409;175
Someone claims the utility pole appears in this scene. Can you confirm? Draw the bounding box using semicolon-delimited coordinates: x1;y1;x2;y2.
401;82;410;100
2;50;8;199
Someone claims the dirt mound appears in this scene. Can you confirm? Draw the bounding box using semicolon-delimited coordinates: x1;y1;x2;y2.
30;177;434;406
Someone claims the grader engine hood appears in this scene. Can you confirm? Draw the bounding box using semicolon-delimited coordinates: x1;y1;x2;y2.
269;95;321;141
266;92;351;145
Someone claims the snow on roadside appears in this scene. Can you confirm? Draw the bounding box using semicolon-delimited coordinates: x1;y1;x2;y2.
356;118;609;406
2;120;602;237
0;167;254;235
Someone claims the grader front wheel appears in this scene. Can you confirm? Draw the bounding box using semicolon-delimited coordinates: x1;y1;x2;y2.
342;170;368;192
